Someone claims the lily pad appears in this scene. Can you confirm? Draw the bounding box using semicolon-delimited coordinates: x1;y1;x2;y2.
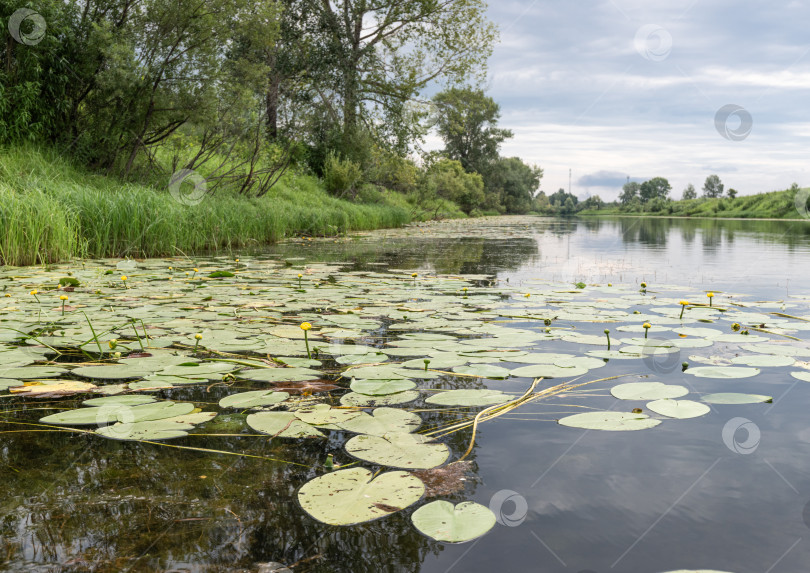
611;382;689;401
345;432;449;469
646;399;711;419
702;393;772;404
297;467;424;525
218;390;289;409
558;411;661;431
350;378;417;396
96;419;194;441
246;411;324;438
684;366;760;379
424;389;510;407
730;355;795;367
452;364;511;379
790;371;810;382
411;500;496;543
340;390;420;407
338;408;422;436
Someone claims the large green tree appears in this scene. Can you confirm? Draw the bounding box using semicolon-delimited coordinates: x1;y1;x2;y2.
639;177;671;202
485;156;542;214
703;174;724;198
313;0;496;156
432;87;512;176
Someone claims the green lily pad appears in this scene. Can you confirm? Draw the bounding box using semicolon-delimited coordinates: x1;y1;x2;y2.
702;393;772;404
344;432;449;469
95;419;194;441
411;500;496;543
424;389;510;407
218;390;289;409
83;395;157;407
685;366;760;379
730;355;795;367
338;407;422;436
646;399;711;419
294;404;363;426
509;364;589;378
790;371;810;382
246;411;324;438
297;467;424;525
611;382;689;401
558;411;661;431
238;368;320;382
451;364;511;379
350;378;417;396
340;390;420;407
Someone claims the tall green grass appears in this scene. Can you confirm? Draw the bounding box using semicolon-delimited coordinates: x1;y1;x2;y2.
0;145;412;265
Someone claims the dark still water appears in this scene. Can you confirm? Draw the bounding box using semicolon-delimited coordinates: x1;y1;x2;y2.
3;215;810;573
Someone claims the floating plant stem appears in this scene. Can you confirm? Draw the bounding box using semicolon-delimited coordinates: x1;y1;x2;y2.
300;322;312;358
59;295;68;315
679;300;689;320
707;292;714;306
81;311;104;355
604;328;611;350
643;322;651;338
194;333;203;352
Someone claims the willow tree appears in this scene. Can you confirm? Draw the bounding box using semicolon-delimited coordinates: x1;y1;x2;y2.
313;0;497;155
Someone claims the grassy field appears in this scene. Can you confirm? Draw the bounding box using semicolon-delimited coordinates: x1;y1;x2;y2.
578;187;808;219
0;146;461;266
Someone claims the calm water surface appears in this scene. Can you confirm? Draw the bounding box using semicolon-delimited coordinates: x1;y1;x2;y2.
4;216;810;573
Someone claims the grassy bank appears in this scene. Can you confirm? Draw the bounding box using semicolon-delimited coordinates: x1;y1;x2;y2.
577;187;808;219
0;146;462;266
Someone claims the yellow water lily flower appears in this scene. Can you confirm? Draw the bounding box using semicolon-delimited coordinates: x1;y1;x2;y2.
300;322;312;331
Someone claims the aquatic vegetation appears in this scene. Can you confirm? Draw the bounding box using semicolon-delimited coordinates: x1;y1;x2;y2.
0;245;802;552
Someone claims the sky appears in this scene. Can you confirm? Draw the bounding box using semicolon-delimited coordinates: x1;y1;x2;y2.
430;0;810;201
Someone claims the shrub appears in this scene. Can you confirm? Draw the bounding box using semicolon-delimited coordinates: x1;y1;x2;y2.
322;152;363;199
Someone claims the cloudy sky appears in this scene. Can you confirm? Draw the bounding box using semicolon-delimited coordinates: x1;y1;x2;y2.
459;0;810;201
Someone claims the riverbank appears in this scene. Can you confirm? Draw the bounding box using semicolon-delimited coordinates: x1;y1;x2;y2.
575;187;807;219
0;146;464;266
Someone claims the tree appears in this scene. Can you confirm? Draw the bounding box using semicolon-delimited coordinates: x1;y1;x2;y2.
484;157;542;214
639;177;671;203
703;175;724;198
727;188;738;199
433;88;513;176
313;0;497;154
549;188;578;207
425;159;485;214
619;181;640;204
582;195;604;210
682;183;697;200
